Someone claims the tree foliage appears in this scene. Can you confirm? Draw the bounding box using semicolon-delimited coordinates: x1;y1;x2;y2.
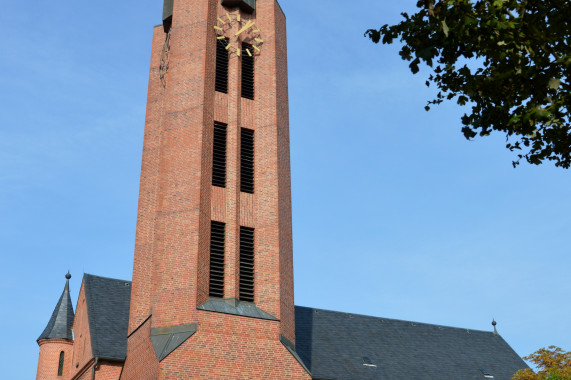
512;346;571;380
366;0;570;168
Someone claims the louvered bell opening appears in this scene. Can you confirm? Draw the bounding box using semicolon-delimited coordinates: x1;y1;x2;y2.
209;221;226;298
241;43;254;100
239;226;255;302
216;38;229;94
212;122;227;188
240;128;254;194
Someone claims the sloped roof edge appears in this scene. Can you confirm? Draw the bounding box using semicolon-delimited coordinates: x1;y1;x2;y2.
37;275;75;342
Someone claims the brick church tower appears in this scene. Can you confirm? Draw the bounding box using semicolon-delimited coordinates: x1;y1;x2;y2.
34;2;531;378
121;0;310;378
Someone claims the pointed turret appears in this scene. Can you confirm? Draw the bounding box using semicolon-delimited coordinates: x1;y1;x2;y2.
37;272;74;342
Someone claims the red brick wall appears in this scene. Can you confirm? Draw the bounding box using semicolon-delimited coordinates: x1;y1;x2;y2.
72;361;124;380
70;284;94;379
74;369;91;380
125;0;307;378
256;0;297;345
157;310;310;379
121;317;159;380
94;362;123;380
36;339;73;380
146;0;216;328
129;24;166;335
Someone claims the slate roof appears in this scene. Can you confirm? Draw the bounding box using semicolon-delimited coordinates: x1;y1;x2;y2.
294;306;528;380
83;274;131;361
67;276;528;378
38;276;75;341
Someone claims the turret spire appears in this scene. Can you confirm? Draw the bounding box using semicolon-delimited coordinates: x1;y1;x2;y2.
37;273;75;342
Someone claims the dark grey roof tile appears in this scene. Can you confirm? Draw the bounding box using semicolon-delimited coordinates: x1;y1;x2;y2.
83;274;131;361
38;276;74;342
294;306;528;380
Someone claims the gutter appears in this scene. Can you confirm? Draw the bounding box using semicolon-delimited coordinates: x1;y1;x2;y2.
92;357;99;380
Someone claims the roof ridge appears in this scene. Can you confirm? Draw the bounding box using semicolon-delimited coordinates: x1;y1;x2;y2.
84;274;99;357
83;273;132;283
294;305;496;335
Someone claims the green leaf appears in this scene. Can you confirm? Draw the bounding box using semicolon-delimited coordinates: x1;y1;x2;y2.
442;19;449;37
548;78;561;90
409;58;421;74
366;0;571;168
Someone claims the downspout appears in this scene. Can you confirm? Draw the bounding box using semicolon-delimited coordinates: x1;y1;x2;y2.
92;357;99;380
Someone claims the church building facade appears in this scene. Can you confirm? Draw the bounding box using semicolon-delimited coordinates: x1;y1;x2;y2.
36;1;528;379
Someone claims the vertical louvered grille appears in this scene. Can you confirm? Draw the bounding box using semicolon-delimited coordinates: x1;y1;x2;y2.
209;221;225;298
212;122;227;188
239;227;255;302
240;128;254;194
241;43;254;100
216;38;228;94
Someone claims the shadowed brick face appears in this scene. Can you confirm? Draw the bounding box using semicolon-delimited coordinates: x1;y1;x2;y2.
70;285;93;379
123;0;309;378
121;318;159;380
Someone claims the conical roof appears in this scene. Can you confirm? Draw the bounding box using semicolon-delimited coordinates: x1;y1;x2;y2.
37;273;75;341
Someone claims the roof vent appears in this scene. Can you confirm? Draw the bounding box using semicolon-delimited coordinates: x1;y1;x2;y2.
480;369;494;379
362;357;377;367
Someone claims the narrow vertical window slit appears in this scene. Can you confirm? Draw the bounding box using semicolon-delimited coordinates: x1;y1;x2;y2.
57;351;65;376
209;221;226;298
241;128;254;194
216;38;229;94
239;227;255;302
212;122;227;188
241;43;254;99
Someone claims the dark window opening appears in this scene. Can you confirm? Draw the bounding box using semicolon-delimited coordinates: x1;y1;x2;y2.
239;226;255;302
216;38;229;94
241;43;254;99
212;122;227;188
57;351;65;376
240;128;254;194
209;221;226;298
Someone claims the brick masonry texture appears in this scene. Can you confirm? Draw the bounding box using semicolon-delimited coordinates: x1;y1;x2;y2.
70;284;94;379
36;0;309;378
121;317;159;380
36;339;73;380
122;0;309;377
93;363;123;380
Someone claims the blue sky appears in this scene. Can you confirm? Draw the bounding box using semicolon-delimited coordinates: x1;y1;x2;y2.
1;1;569;378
